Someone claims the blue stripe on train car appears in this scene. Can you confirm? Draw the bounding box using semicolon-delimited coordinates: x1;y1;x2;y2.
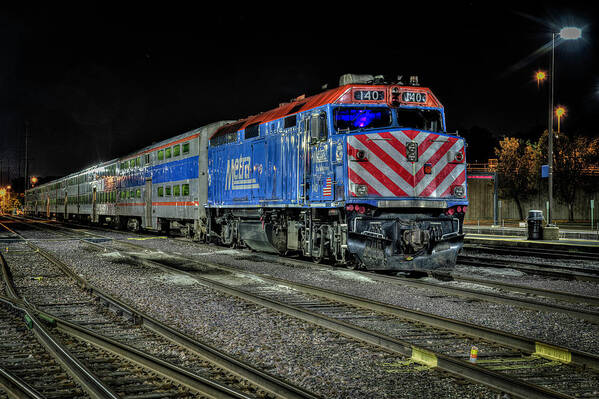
150;156;199;184
120;156;199;188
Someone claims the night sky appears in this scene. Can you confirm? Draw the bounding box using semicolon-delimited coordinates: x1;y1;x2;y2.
1;2;597;187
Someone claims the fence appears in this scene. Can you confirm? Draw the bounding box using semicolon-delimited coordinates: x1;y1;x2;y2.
465;162;599;225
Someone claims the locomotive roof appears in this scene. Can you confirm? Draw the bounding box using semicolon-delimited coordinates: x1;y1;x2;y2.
211;84;443;139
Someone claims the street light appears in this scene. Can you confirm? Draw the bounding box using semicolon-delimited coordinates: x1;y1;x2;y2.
547;26;582;225
535;70;547;88
555;106;566;133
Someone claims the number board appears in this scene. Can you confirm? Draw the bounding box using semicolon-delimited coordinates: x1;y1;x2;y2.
406;142;418;162
402;91;427;103
354;90;385;101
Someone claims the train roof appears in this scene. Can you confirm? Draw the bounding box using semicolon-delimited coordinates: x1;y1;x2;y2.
211;81;443;139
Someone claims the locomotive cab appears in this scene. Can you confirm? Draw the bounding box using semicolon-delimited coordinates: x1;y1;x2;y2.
299;77;467;270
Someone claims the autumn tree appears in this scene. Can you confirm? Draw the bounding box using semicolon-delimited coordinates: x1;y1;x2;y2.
538;131;599;221
494;137;542;220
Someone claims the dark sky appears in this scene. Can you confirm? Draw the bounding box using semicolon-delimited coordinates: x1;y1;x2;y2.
1;2;597;185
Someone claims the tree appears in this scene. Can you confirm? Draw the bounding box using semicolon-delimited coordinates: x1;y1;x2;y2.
538;131;599;221
494;137;542;220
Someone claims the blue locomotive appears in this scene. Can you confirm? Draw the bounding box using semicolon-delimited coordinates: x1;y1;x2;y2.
25;74;468;271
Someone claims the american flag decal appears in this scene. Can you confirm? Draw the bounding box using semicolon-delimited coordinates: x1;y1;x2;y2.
347;130;465;198
323;177;333;196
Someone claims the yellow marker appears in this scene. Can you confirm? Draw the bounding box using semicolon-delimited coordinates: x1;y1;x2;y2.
535;342;571;363
411;346;438;368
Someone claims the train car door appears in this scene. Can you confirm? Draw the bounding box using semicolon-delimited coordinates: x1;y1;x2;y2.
145;179;152;228
92;187;97;222
308;112;332;202
64;193;68;219
251;140;266;203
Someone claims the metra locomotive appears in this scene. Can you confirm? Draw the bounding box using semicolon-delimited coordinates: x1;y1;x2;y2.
25;74;468;271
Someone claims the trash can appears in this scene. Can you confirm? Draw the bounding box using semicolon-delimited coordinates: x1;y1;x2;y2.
527;210;543;240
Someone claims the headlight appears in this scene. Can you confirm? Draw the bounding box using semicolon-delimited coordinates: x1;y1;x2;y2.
453;185;465;198
355;184;368;196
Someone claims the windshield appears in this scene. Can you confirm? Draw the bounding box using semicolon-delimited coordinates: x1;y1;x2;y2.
396;108;443;132
334;107;392;133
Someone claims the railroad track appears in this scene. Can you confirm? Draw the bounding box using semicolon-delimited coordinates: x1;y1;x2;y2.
92;239;599;399
7;216;599;398
463;242;599;262
0;296;88;399
458;253;599;283
0;218;321;399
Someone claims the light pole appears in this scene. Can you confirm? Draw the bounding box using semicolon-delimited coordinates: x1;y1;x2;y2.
547;26;582;226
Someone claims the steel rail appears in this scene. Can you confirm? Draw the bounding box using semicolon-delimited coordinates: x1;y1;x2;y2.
373;273;599;323
7;216;593;398
22;241;321;399
1;247;276;399
463;241;599;260
0;364;45;399
115;245;599;373
458;254;599;283
0;297;119;399
110;248;576;399
435;272;599;307
42;311;256;399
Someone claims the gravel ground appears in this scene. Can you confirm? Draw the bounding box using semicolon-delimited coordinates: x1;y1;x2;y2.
107;236;599;355
30;238;498;399
5;220;599;397
453;264;599;298
461;248;599;272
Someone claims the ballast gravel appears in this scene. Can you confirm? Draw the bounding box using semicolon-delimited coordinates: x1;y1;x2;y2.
110;236;599;355
30;239;498;399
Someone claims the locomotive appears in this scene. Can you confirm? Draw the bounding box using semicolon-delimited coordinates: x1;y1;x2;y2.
25;74;468;271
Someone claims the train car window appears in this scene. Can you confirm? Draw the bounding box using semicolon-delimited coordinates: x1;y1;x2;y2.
333;107;392;133
182;184;189;196
165;147;171;159
174;185;180;196
284;115;297;129
130;159;135;168
136;157;141;167
158;150;164;161
136;189;141;198
158;186;164;197
173;145;180;157
165;186;171;196
396;108;443;132
182;142;190;154
244;123;260;139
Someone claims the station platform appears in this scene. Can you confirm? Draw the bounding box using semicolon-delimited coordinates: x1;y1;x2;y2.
463;225;599;254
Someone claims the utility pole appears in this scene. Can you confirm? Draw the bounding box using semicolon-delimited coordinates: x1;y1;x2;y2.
24;121;29;192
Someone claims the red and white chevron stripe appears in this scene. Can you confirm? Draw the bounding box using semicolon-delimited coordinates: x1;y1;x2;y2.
347;130;465;198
